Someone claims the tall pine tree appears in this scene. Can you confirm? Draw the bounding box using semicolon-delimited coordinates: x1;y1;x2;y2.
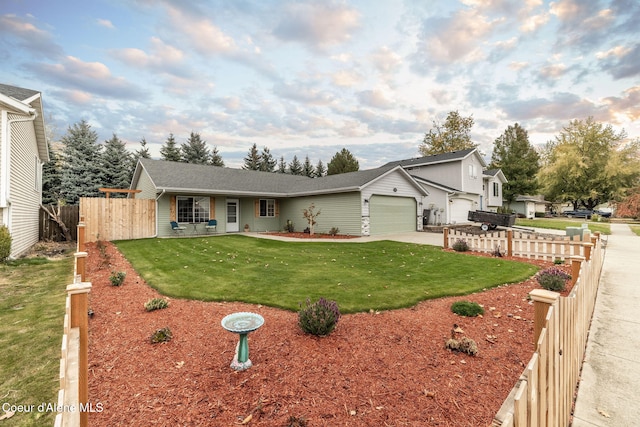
133;137;151;164
259;146;277;172
210;146;225;166
277;156;287;173
160;133;181;162
42;141;63;204
60;120;103;204
302;155;315;177
102;133;134;195
181;131;210;164
243;143;261;170
315;159;326;177
288;155;303;175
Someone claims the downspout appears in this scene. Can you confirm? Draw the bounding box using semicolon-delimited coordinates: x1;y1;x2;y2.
1;110;38;222
152;189;166;237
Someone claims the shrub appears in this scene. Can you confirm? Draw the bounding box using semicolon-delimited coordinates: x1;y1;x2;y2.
553;258;564;265
150;327;172;344
144;298;169;312
452;239;469;252
109;271;126;286
446;336;478;356
328;227;340;236
536;266;571;292
451;300;484;317
298;297;341;336
284;220;295;233
0;225;11;262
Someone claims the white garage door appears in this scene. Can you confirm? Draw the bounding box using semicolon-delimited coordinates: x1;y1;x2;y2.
450;199;474;224
369;195;416;235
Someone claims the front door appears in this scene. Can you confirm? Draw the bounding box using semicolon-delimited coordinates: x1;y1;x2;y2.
226;199;239;232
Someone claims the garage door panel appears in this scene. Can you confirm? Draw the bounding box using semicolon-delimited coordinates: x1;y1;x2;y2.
370;196;416;235
450;199;473;224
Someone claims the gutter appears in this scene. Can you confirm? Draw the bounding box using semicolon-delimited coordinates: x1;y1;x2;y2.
1;109;38;210
152;189;166;237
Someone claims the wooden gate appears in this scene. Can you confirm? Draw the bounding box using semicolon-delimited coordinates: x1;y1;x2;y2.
79;197;156;242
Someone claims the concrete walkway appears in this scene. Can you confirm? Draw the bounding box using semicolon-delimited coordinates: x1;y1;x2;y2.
572;223;640;426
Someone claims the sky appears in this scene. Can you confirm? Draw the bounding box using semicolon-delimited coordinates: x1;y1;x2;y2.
1;0;639;169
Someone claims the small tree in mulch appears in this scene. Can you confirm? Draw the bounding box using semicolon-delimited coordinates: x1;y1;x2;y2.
302;203;321;235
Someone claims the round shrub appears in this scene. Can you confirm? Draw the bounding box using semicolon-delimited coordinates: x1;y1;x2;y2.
451;300;484;317
536;266;571;292
150;327;172;344
452;239;469;252
0;225;11;262
298;297;341;336
109;271;126;286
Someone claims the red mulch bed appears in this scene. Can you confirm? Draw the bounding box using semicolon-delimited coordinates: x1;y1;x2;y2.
87;241;569;426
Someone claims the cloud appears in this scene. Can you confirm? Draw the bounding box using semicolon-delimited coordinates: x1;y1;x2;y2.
500;92;606;122
370;46;402;77
331;69;362;87
27;56;144;100
357;89;395;110
273;81;335;106
96;18;115;29
597;43;640;80
110;37;190;78
603;86;640;121
0;13;63;59
273;2;360;50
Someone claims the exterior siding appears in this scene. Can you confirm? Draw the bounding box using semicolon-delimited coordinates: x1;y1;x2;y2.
485;176;503;208
241;198;282;233
460;156;484;195
408;163;461;189
135;170;157;199
280;192;362;236
8;114;41;257
420;186;449;225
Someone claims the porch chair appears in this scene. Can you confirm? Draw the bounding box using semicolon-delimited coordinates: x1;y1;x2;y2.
205;219;217;233
170;221;186;235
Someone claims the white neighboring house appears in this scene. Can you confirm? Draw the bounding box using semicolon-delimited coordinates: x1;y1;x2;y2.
384;148;506;225
0;83;49;258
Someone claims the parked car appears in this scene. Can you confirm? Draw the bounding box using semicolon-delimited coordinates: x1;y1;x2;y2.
564;210;592;219
593;209;612;218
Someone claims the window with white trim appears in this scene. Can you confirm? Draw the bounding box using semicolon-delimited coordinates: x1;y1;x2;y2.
493;182;499;197
468;164;477;179
177;196;210;223
259;199;275;217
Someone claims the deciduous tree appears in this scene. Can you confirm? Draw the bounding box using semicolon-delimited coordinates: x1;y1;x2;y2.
538;117;640;210
419;110;477;156
489;123;540;204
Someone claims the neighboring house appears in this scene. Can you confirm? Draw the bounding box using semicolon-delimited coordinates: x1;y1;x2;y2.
130;159;428;237
0;83;48;258
511;195;551;218
383;148;506;225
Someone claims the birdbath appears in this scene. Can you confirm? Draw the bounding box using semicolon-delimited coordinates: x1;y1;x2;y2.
221;312;264;371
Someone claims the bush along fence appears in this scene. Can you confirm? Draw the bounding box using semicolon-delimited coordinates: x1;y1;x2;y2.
443;227;599;261
55;218;91;427
491;233;604;427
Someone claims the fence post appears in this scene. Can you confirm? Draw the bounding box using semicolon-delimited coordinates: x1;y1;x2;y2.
77;217;86;252
582;242;593;262
569;256;585;286
507;229;513;257
66;282;91;427
443;227;449;249
529;288;560;348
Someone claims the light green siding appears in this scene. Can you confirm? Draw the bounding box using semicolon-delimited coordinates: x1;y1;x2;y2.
134;170;157;199
280;192;362;236
369;195;416;234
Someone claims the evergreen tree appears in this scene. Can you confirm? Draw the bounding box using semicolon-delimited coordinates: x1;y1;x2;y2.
327;148;359;175
489;123;540;204
259;146;277;172
181;131;210;164
277;156;287;173
288;155;303;175
42;141;63;204
210;146;225;166
133;137;151;163
243;143;261;170
419;111;477;156
315;159;326;177
302;155;315;177
60;120;103;204
102;133;134;195
160;133;181;162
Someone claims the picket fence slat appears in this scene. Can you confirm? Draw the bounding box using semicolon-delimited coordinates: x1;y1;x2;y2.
79;197;156;242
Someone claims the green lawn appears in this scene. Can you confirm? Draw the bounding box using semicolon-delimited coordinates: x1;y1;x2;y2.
516;218;611;235
629;225;640;236
0;256;73;427
114;235;539;314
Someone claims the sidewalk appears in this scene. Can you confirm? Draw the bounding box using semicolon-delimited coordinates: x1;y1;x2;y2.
572;223;640;426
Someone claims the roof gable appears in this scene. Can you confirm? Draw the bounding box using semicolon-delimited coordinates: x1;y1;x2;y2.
382;148;485;169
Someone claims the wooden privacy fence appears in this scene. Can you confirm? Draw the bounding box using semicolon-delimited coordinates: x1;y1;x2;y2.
444;227;594;261
40;205;79;241
55;221;90;427
491;234;604;427
79;197;155;242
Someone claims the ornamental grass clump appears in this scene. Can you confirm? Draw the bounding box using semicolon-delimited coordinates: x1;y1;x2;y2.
452;239;469;252
536;266;571;292
298;297;341;336
144;298;169;312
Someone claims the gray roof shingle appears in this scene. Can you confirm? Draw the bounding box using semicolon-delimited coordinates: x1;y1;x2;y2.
381;148;477;168
0;83;40;101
